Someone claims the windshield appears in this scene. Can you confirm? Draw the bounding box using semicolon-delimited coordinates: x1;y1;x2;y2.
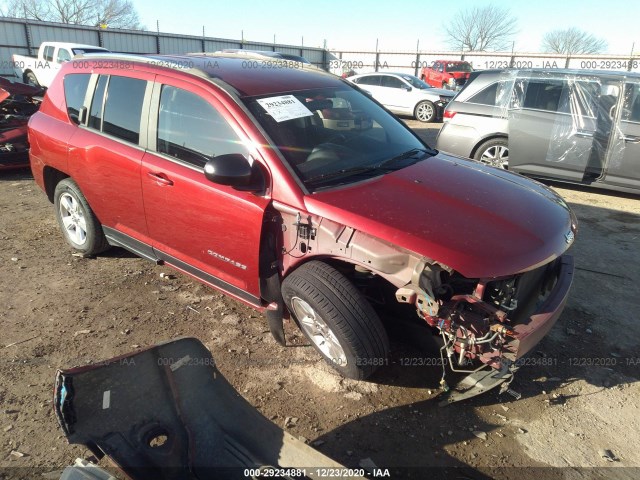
398;75;432;89
243;86;433;191
446;62;473;73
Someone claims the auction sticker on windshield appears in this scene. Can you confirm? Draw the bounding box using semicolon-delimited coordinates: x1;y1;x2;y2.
257;95;313;122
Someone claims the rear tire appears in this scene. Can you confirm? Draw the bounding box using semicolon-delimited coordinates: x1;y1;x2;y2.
414;100;436;123
54;178;110;256
474;138;509;169
24;71;39;87
282;261;389;380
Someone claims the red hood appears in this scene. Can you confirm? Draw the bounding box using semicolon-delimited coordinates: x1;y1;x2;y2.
305;154;576;278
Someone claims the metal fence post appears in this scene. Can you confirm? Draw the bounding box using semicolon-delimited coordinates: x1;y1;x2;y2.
23;21;33;56
414;52;420;77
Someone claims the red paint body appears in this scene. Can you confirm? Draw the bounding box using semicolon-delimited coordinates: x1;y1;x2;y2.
28;55;576;375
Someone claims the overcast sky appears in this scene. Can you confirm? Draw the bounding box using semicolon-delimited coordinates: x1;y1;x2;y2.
132;0;638;54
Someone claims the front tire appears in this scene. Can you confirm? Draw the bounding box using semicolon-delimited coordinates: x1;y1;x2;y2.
414;100;436;123
474;138;509;169
54;178;110;255
282;261;389;380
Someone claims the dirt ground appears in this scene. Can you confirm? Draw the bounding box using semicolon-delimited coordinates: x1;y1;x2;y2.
1;121;639;479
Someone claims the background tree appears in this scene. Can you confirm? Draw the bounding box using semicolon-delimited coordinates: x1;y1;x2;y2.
444;4;518;52
3;0;142;29
541;27;607;55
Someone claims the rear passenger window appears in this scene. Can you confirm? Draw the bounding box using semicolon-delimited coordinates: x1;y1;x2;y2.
43;46;54;62
102;76;146;143
523;81;565;112
88;75;147;144
357;76;381;86
63;74;90;125
157;86;246;168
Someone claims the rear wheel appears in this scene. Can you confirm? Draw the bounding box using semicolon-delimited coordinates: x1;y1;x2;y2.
282;261;389;380
54;178;110;255
474;138;509;169
414;100;436;123
24;71;39;87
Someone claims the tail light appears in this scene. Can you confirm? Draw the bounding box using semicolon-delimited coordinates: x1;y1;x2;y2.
444;110;456;120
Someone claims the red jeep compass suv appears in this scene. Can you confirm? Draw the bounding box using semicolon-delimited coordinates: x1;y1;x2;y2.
29;53;576;401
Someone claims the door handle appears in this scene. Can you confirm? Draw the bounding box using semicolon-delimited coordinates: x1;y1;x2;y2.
147;171;174;186
574;130;594;138
621;134;640;144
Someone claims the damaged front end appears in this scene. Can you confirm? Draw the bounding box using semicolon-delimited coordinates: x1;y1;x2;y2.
0;77;43;170
397;254;575;404
275;201;576;403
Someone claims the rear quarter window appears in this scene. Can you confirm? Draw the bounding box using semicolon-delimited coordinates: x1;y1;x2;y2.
63;74;90;125
43;46;54;62
469;82;500;105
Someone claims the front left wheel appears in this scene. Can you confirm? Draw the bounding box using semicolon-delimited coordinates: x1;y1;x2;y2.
414;100;436;123
54;178;110;255
282;261;390;380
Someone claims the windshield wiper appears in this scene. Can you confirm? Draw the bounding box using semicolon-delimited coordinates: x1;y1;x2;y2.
375;148;430;169
305;148;431;187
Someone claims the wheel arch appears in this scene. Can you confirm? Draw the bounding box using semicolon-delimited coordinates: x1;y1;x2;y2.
282;254;409;291
43;166;69;203
470;134;509;159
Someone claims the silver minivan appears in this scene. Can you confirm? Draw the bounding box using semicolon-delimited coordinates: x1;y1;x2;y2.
436;69;640;194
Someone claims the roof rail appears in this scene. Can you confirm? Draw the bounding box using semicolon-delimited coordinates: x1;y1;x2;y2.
77;52;211;79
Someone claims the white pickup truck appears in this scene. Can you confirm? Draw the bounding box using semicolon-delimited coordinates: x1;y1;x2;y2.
12;42;109;87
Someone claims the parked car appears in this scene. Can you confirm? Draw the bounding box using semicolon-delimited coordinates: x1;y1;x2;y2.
421;60;473;90
348;72;454;122
29;54;576;401
12;42;109;87
436;69;640;194
0;77;43;170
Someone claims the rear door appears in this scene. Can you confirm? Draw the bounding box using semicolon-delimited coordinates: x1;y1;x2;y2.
354;75;383;101
509;75;608;182
140;76;271;304
601;80;640;190
67;72;153;248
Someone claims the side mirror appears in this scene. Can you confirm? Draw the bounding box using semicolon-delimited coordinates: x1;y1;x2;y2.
204;154;254;187
402;85;412;91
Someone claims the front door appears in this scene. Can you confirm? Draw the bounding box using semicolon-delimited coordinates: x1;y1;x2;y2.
140;77;271;304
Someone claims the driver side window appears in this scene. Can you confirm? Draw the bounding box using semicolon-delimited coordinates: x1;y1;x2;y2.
157;86;247;168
